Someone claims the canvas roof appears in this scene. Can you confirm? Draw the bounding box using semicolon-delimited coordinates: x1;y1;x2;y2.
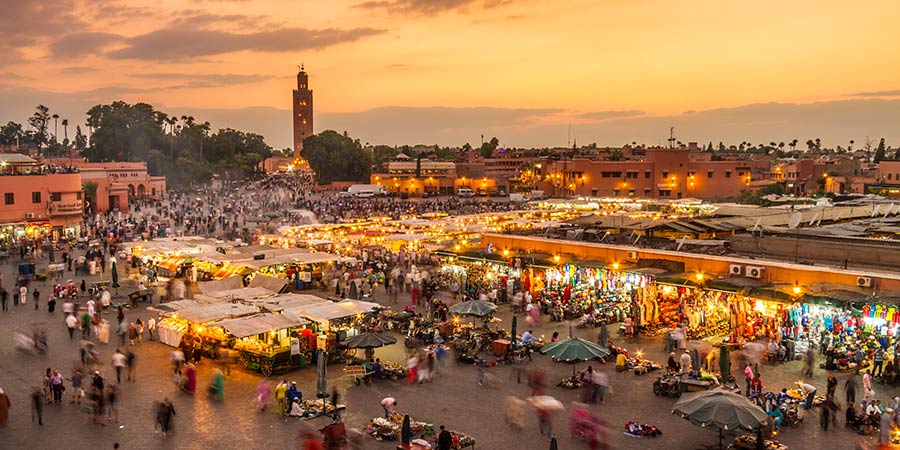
284;300;378;322
212;313;308;338
172;303;259;323
248;274;288;293
197;275;244;294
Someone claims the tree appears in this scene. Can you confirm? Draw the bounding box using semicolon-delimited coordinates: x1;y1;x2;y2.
371;145;399;167
301;130;372;184
478;136;500;158
608;149;624;161
806;139;815;152
28;105;50;150
0;121;25;145
790;139;798;152
61;118;69;144
74;125;87;150
875;138;887;163
461;142;472;152
815;138;821;151
82;181;98;212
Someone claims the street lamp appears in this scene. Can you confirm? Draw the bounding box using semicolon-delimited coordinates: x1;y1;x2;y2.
695;272;704;282
792;281;802;296
553;255;561;264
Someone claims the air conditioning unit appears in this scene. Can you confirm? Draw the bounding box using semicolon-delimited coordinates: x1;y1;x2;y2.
746;266;763;279
857;276;873;288
627;251;638;260
25;212;35;219
729;264;743;276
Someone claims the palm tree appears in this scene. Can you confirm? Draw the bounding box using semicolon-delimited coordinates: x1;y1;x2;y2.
790;139;798;152
848;139;855;153
52;113;59;143
62;119;69;144
815;138;821;151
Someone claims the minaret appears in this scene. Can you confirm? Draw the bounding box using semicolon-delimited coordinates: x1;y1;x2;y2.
292;64;314;158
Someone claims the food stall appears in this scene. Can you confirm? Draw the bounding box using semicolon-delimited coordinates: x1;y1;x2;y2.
284;300;379;360
211;313;311;375
156;302;259;347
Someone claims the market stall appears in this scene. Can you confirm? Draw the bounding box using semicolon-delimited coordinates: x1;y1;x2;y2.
212;313;311;375
284;300;379;359
156;303;259;347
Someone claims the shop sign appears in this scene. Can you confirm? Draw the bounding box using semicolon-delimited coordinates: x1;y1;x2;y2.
50;201;84;216
290;338;301;355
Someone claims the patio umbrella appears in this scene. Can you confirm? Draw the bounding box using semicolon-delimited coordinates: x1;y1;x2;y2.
719;345;731;378
549;436;558;450
342;332;397;349
449;300;497;317
540;337;610;375
401;414;412;444
510;315;518;348
316;349;328;400
598;324;608;348
111;260;120;298
692;348;701;376
672;390;769;449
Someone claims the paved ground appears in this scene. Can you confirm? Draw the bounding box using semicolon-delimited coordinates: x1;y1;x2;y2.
0;254;893;450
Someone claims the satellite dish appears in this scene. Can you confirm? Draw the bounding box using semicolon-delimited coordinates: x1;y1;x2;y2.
788;212;802;229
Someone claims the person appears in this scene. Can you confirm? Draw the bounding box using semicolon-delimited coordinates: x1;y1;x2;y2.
845;372;858;405
156;398;175;436
667;352;679;374
381;397;397;418
880;408;896;444
275;380;289;415
126;350;137;381
863;370;874;400
550;331;559;342
1;289;8;311
111;349;127;384
331;387;340;420
0;387;9;427
50;370;64;403
615;352;627;372
680;350;692;374
744;363;754;396
66;313;78;339
820;395;838;431
181;364;196;394
826;371;838;397
147;315;157;341
106;384;119;422
47;294;56;313
437;425;452;450
797;381;817;410
805;345;815;377
32;288;40;310
31;386;43;426
766;403;783;430
289;398;304;416
81;311;91;338
70;368;84;404
208;369;224;401
521;330;538;345
872;347;885;376
256;380;271;412
286;381;302;404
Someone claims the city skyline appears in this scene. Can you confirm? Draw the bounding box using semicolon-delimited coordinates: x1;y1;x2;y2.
1;0;899;148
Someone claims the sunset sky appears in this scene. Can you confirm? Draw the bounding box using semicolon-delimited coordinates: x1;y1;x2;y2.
1;0;899;148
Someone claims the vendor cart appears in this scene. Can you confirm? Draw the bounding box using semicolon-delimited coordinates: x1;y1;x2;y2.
127;289;151;307
343;363;373;385
237;348;308;376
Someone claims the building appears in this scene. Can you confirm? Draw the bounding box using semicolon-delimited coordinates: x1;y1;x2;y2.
292;65;314;158
0;154;83;243
455;152;538;192
371;156;458;196
46;158;166;212
537;148;770;199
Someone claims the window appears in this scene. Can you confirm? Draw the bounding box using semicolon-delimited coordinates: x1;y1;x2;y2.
50;192;61;201
659;190;671;197
4;193;13;205
32;192;41;203
591;189;598;197
707;171;714;178
644;171;651;179
738;171;745;177
644;189;651;196
601;171;622;178
889;174;893;181
662;171;669;179
613;190;620;196
76;192;82;200
687;171;696;177
626;171;638;179
628;189;635;197
725;171;732;178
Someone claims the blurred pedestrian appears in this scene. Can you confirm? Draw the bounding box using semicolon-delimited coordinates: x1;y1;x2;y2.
0;387;10;427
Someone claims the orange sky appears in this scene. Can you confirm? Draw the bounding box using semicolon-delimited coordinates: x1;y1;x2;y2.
2;0;900;147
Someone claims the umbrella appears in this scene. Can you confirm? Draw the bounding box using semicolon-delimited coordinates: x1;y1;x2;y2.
719;345;731;378
672;390;769;449
598;324;608;348
111;260;120;298
540;337;610;362
342;332;397;349
692;348;700;376
549;436;558;450
401;414;412;444
449;300;497;317
510;315;518;349
316;349;328;399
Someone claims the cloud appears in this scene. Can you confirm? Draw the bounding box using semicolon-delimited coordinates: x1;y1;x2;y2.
128;72;273;87
848;89;900;97
354;0;516;16
576;110;645;121
107;26;386;60
49;32;122;58
59;66;101;74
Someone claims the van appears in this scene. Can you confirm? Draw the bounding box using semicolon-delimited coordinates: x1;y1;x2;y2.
530;190;547;200
509;193;526;202
457;188;475;198
347;184;387;197
355;190;375;198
